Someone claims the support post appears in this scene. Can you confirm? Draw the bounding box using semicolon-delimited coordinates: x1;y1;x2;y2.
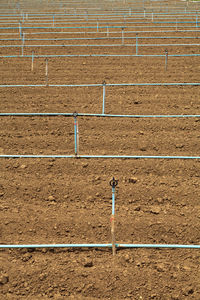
122;27;124;45
19;21;22;37
165;49;168;71
73;112;78;157
110;177;118;256
45;58;48;86
21;33;25;56
31;51;34;71
196;13;198;28
102;81;106;114
107;26;109;37
136;33;138;55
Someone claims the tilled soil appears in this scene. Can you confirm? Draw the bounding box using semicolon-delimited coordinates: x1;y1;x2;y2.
0;1;200;299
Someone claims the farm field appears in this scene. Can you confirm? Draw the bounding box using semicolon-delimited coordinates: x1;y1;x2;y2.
0;0;200;299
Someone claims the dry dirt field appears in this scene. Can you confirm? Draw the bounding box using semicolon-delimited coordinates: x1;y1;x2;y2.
0;0;200;299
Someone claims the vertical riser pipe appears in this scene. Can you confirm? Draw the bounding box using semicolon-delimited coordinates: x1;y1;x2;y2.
102;82;106;114
31;51;34;71
136;34;138;55
45;58;48;86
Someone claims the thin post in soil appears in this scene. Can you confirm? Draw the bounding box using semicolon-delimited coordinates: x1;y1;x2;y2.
97;21;99;32
144;8;146;18
31;51;34;71
53;15;55;27
152;11;154;22
21;33;25;57
165;49;168;71
176;18;178;31
102;81;106;114
19;22;21;37
196;13;198;28
73;112;78;157
45;58;48;86
122;27;125;45
136;33;138;55
110;177;118;256
107;26;109;37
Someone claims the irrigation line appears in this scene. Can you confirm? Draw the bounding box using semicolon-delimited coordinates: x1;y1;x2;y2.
1;29;200;35
0;155;200;159
0;113;200;118
1;54;200;58
0;243;199;249
1;43;200;48
1;36;200;41
0;11;199;17
0;83;200;88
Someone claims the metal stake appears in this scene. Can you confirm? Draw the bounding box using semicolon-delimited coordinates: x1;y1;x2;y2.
31;51;34;71
102;81;106;114
165;49;168;71
110;177;118;256
73;112;78;157
45;58;48;86
136;33;138;55
122;27;125;45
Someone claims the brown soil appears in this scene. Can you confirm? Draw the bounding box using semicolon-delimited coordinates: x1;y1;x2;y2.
0;1;200;299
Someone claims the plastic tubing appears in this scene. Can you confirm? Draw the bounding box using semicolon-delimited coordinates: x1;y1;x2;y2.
1;54;200;58
0;83;200;87
0;155;200;159
0;113;200;118
0;243;199;249
0;43;200;48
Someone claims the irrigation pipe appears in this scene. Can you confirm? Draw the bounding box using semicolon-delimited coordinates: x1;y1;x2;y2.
0;244;199;249
0;113;200;118
2;29;200;35
1;36;200;41
0;83;200;87
0;155;200;159
1;53;200;58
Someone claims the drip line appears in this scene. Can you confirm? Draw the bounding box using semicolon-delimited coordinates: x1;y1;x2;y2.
0;83;199;87
0;243;199;249
1;54;200;58
0;113;200;118
0;155;200;159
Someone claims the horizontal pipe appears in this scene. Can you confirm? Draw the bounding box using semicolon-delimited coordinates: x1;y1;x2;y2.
0;113;200;118
0;83;199;87
1;54;200;58
1;36;200;41
0;12;199;17
2;29;200;37
0;243;199;249
117;244;200;249
1;43;200;48
0;244;112;248
1;29;200;35
0;155;200;159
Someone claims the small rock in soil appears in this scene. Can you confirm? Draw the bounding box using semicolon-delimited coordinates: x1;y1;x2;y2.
47;195;56;201
20;164;27;169
128;177;137;183
0;274;9;285
83;259;93;268
150;206;161;214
